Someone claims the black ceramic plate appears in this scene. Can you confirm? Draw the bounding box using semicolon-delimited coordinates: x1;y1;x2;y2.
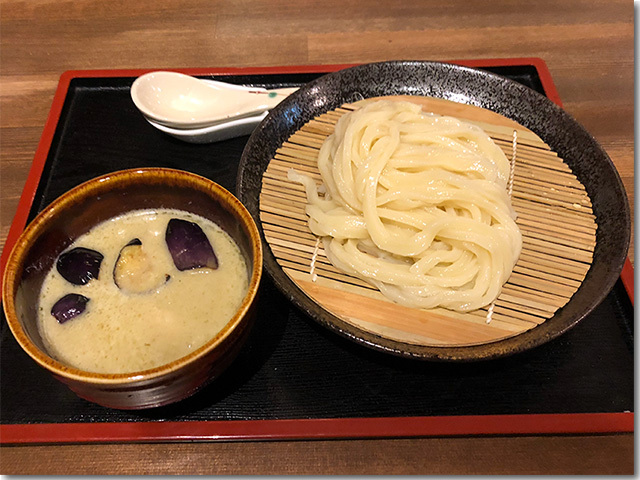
237;60;630;361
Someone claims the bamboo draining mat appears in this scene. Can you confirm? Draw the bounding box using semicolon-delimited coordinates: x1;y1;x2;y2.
259;96;597;347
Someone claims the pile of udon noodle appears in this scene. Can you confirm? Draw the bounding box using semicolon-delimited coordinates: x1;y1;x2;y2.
288;99;522;312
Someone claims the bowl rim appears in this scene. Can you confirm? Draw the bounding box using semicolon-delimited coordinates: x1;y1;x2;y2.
2;167;263;384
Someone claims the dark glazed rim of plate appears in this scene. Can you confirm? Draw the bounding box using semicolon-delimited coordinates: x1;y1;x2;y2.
237;60;631;361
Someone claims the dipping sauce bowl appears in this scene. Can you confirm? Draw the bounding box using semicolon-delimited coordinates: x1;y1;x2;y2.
2;168;262;409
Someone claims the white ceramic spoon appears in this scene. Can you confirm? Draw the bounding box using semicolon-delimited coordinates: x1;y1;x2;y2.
130;71;298;129
144;111;269;144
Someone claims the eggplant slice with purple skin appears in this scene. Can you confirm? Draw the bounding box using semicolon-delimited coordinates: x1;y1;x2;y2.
113;238;170;294
165;218;218;271
51;293;90;323
56;247;103;285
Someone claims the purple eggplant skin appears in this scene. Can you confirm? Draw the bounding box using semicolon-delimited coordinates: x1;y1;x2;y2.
51;293;90;323
165;218;218;271
56;247;104;285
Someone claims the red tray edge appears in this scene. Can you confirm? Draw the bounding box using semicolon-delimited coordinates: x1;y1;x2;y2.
0;412;633;445
0;58;633;445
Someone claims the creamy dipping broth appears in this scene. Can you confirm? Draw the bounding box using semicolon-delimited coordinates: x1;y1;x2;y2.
37;209;249;374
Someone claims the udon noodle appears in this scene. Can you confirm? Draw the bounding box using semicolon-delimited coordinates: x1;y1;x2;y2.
288;99;522;312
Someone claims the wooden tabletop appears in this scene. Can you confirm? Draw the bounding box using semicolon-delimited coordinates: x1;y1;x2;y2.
0;0;633;474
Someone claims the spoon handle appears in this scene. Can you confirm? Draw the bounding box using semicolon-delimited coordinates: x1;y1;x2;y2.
241;86;298;110
265;87;299;97
246;86;298;100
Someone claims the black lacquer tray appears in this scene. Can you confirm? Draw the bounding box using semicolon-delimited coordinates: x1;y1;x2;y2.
0;59;633;444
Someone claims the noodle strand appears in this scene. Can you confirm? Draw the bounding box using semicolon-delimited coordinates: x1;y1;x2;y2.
288;100;522;312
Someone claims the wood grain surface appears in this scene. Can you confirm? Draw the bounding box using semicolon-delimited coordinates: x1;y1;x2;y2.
0;0;633;474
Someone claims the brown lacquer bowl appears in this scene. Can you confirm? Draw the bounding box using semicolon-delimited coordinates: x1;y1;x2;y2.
2;168;262;409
